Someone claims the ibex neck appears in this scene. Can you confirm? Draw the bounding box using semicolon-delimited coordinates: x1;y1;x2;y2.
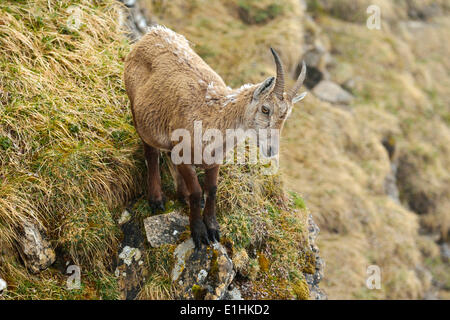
211;84;255;133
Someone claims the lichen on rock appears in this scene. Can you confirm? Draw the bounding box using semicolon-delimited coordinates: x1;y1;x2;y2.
18;221;55;274
171;239;235;300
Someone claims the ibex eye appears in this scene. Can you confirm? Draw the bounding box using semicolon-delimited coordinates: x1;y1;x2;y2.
261;106;270;115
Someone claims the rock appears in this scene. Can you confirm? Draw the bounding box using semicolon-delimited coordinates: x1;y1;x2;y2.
309;286;327;300
118;246;142;266
408;3;443;21
307;214;320;244
144;211;189;248
304;48;325;69
0;277;6;295
384;162;400;203
18;221;55;273
119;0;153;42
116;213;147;300
341;78;355;93
312;80;353;105
118;209;131;225
116;244;146;299
441;243;450;263
171;239;235;300
298;48;332;89
223;287;243;300
305;215;327;300
121;0;136;7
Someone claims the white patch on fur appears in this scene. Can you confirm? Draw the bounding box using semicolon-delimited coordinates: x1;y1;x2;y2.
148;25;193;64
205;82;223;107
223;83;254;107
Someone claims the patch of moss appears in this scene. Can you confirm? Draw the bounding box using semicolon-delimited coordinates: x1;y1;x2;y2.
247;258;260;281
302;250;316;275
289;191;306;210
191;284;207;300
209;248;220;281
293;279;310;300
258;253;270;273
0;135;12;150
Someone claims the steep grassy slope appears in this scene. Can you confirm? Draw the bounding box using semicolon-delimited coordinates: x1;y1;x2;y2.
0;0;142;299
282;1;450;299
0;0;314;299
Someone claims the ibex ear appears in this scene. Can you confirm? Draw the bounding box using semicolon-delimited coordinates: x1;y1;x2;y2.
253;77;275;101
292;92;307;104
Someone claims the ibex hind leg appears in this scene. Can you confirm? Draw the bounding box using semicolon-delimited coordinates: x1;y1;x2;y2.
165;152;190;205
143;142;165;213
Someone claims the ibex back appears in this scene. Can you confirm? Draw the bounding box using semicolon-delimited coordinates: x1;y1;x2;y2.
124;25;307;249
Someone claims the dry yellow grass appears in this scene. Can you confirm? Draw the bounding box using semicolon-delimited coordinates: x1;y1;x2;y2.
0;0;141;299
281;1;450;299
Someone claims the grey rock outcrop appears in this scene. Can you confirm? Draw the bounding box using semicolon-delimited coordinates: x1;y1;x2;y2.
441;243;450;263
116;212;147;300
144;211;189;248
384;162;400;203
0;277;6;295
18;221;55;273
223;286;243;300
118;0;152;42
312;80;354;105
305;214;327;300
171;239;235;300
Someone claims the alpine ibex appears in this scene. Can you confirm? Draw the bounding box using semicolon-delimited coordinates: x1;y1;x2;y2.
124;25;307;248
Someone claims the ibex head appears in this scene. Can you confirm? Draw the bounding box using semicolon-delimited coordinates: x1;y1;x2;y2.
243;48;307;158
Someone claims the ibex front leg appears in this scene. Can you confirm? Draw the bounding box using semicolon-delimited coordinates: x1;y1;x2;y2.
203;165;220;242
177;164;210;249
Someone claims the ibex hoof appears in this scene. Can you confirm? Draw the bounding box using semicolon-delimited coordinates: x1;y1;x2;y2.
148;199;165;214
176;193;188;206
204;217;220;243
207;227;220;243
191;219;210;249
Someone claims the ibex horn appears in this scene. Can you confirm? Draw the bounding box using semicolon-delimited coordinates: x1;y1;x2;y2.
287;60;307;101
270;48;285;100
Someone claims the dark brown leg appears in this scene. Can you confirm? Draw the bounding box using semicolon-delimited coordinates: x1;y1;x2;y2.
176;164;209;248
175;166;190;204
165;153;190;204
143;142;165;213
203;165;220;242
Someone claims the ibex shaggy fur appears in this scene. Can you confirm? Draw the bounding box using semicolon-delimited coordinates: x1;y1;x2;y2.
124;25;307;248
